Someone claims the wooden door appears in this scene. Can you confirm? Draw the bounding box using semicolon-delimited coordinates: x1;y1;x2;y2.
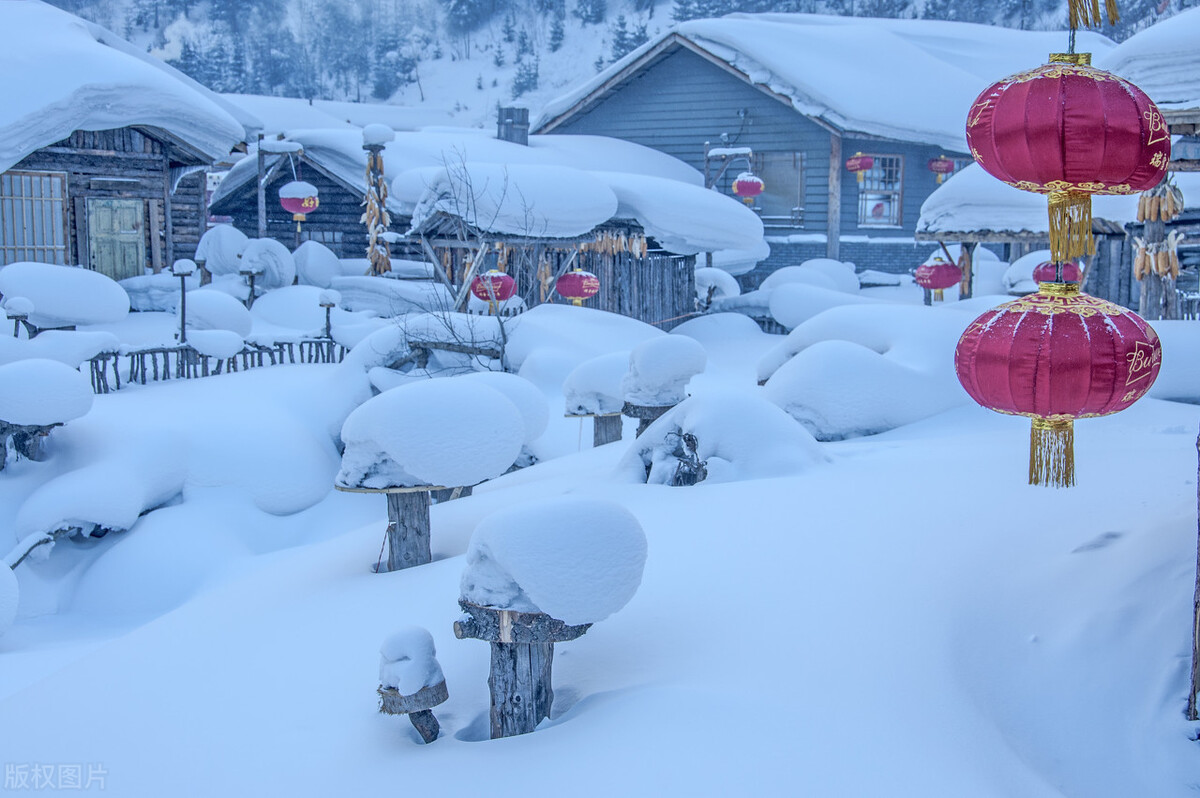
87;198;145;280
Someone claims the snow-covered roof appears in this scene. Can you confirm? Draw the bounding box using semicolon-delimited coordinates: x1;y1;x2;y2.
1097;7;1200;110
534;14;1116;152
213;128;762;252
221;95;458;141
917;163;1200;238
0;1;250;173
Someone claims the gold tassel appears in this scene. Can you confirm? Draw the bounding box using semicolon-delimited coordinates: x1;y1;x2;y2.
1048;190;1095;263
1067;0;1116;28
932;288;944;302
1030;417;1075;488
1105;0;1120;25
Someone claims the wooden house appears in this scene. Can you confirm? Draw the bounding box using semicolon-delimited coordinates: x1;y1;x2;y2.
0;2;248;281
531;14;1115;286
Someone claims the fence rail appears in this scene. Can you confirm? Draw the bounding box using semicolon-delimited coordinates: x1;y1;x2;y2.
88;338;346;394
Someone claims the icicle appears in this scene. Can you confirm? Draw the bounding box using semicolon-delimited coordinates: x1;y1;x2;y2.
1048;190;1095;263
1029;417;1076;487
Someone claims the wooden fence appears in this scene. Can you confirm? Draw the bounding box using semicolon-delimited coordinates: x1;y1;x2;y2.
87;338;346;394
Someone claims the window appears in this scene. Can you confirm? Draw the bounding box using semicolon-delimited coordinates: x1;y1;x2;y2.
0;171;68;265
301;230;343;257
751;151;804;228
857;155;903;227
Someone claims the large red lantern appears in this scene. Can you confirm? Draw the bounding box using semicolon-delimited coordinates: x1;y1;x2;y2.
1032;260;1082;283
914;257;962;301
280;181;319;219
732;172;764;204
555;269;600;306
966;52;1169;263
470;269;516;314
955;282;1161;487
845;152;874;184
927;156;956;184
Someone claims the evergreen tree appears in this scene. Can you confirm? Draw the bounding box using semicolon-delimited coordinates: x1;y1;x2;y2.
574;0;607;25
516;29;532;60
476;73;484;89
502;11;516;42
511;57;539;97
610;15;630;60
493;47;506;67
594;54;606;71
549;11;565;50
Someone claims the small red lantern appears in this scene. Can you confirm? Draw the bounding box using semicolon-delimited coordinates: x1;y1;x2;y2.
966;53;1169;263
914;257;962;301
555;269;600;306
845;152;874;184
732;172;764;204
280;181;319;220
927;156;956;184
1032;260;1082;284
955;282;1161;487
470;269;516;314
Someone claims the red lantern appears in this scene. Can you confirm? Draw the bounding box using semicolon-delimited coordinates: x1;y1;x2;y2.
1032;260;1082;283
966;53;1169;263
280;181;319;220
954;282;1161;487
470;269;516;313
927;156;956;184
732;172;764;203
555;269;600;306
845;152;874;184
914;257;962;301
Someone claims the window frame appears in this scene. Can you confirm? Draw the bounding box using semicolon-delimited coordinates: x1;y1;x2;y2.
750;150;805;229
856;154;904;228
0;170;70;265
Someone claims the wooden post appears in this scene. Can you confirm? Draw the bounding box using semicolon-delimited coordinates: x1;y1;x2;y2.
378;680;449;744
827;132;842;261
958;242;975;300
593;413;623;447
453;600;590;739
622;401;674;438
385;490;432;572
1189;426;1200;721
162;144;174;269
256;134;267;239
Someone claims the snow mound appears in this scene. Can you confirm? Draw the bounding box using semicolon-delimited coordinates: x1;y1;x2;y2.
762;260;859;294
240;239;296;291
0;262;129;328
1002;250;1053;295
0;359;93;426
338;379;524;489
504;304;664;375
183;290;253;337
3;296;33;317
460;497;647;625
457;372;549;443
330;276;453;317
711;238;771;277
564;352;629;416
695;267;741;308
294;241;342;289
186;330;245;359
363;123;396;147
379;627;444;695
760;265;836;292
121;272;200;312
622;336;707;407
0;331;120;369
195;224;248;277
617;387;827;484
0;566;17;637
250;285;362;337
769;284;882;330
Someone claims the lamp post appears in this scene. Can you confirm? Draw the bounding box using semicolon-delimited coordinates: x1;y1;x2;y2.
171;259;197;344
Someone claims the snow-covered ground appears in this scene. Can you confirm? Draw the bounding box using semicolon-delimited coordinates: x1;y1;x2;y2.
2;274;1200;796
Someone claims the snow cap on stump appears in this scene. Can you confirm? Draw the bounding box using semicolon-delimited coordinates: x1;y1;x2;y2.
460;497;648;626
622;335;707;407
0;359;93;426
338;378;524;490
379;627;444;695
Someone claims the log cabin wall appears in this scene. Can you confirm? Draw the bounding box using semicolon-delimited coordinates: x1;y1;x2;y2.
3;127;208;277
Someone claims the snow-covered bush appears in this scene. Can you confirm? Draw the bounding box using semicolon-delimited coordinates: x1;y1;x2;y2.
622;335;707;407
379;627;444;695
616;388;827;484
563;352;628;416
120;273;200;312
1002;250;1052;295
250;285;369;339
769;284;881;330
337;378;524;489
240;238;296;292
0;331;119;369
695;267;740;308
195;224;248;276
294;241;341;288
182;290;253;337
0;565;17;637
459;496;647;625
0;359;93;426
0;262;129;328
760;260;859;294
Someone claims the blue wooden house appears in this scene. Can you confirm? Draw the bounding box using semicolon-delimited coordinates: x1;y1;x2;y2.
532;14;1114;286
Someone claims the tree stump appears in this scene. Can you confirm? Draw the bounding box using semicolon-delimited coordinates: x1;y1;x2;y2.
622;401;674;438
565;412;623;447
378;680;449;744
453;600;590;739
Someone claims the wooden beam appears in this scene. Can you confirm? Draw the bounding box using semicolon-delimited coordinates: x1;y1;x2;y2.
827;132;842;260
162;144;173;269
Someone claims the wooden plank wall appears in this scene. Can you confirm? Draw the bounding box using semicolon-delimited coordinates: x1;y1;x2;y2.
11;127;206;272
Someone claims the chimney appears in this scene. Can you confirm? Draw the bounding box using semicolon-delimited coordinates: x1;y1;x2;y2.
497;107;530;146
